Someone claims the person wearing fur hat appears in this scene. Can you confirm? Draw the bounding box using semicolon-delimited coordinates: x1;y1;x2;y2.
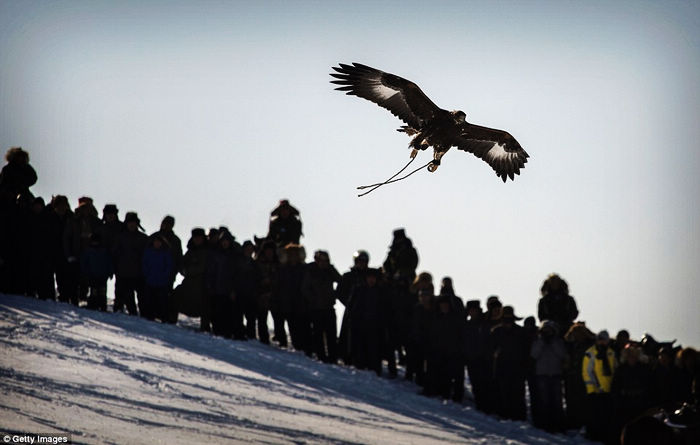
267;199;303;248
489;305;529;421
530;320;567;432
112;212;148;315
582;329;618;442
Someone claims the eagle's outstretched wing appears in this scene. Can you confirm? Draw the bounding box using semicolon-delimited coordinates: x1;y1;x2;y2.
455;123;529;182
330;63;442;129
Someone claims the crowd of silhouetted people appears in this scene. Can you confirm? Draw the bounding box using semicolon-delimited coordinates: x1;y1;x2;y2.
1;147;698;445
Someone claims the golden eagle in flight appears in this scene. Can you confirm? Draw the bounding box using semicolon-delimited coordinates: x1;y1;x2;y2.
330;63;529;182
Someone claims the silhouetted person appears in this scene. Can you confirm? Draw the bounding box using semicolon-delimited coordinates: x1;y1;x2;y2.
336;250;370;365
64;197;101;305
267;199;302;248
151;215;182;323
349;268;385;375
254;240;277;344
278;244;306;349
0;147;36;205
408;288;434;387
237;240;260;338
113;212;148;315
490;305;529;421
464;299;491;412
205;231;244;338
302;250;341;363
26;197;56;300
100;204;123;254
563;321;596;429
538;274;579;336
175;228;210;324
383;228;418;283
426;294;466;401
81;232;113;311
142;234;175;321
530;320;566;432
49;195;73;302
612;344;654;440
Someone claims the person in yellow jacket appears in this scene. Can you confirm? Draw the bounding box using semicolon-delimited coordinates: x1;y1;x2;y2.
582;330;618;443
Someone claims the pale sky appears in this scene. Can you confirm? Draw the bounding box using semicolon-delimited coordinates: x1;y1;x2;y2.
2;0;699;346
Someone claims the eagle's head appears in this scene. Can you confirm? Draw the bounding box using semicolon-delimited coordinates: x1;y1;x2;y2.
451;110;466;123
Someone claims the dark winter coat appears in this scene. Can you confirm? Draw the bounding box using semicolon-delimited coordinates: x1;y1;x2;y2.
257;257;279;312
267;215;302;247
336;267;369;307
382;239;418;281
0;161;37;201
277;262;305;315
301;263;341;312
205;247;240;298
113;230;149;278
538;292;579;334
429;309;465;359
100;220;124;253
63;207;102;261
81;246;114;283
142;246;175;288
490;322;530;379
174;244;210;316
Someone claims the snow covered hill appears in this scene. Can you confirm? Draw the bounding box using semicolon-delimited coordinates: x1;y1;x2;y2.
0;294;593;444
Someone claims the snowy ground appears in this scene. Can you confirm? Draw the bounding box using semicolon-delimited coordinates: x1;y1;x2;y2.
0;294;594;445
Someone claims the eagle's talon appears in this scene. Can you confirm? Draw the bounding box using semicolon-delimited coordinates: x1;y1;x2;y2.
410;148;418;159
428;162;439;172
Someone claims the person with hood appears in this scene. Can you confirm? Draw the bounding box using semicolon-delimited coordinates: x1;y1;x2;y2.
489;305;529;420
267;199;302;248
302;250;341;363
538;274;579;336
530;320;567;432
582;329;618;443
113;212;148;315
